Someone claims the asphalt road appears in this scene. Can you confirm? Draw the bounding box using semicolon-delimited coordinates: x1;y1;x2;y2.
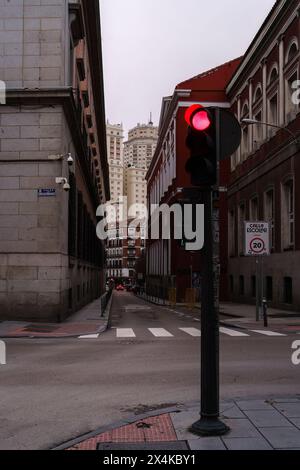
0;292;299;450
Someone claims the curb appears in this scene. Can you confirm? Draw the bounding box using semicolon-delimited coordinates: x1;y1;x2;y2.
52;403;186;450
0;295;114;340
103;291;114;330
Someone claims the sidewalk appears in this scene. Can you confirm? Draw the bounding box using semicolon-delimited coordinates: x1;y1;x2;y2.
219;302;300;333
0;294;112;339
55;397;300;450
137;294;300;332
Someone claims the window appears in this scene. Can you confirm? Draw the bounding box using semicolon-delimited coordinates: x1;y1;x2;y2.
253;111;263;146
282;180;294;249
268;93;278;135
251;276;256;298
266;277;273;302
264;189;275;249
268;66;279;86
239;203;246;255
286;70;298;122
241;126;249;159
250;197;259;221
285;40;298;65
253;85;262;104
228;210;236;257
68;288;73;310
239;275;245;296
241;103;249;159
283;277;293;304
229;275;234;294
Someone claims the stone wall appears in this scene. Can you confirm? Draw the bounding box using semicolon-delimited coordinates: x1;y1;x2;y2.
0;0;67;88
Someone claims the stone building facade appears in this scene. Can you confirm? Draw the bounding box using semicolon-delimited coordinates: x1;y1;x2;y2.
106;121;157;284
227;0;300;311
0;0;109;321
124;122;158;169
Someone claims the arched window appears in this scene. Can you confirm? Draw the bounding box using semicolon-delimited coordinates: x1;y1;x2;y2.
268;65;279;86
285;39;298;65
241;103;249;159
241;102;249;119
285;39;299;122
253;85;262;104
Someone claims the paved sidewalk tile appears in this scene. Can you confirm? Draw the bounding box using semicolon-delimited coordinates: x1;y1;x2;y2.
220;404;245;419
223;437;273;450
273;398;300;403
243;410;294;428
273;403;300;418
222;419;261;438
291;418;300;429
259;427;300;449
236;400;273;411
171;410;199;428
188;438;226;451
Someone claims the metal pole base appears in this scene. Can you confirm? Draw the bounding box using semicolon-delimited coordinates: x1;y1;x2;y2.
190;417;230;437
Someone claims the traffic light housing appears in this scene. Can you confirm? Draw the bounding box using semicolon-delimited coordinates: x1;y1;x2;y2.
185;105;217;188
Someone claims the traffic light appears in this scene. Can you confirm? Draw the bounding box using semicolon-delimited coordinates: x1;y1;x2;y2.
185;104;217;188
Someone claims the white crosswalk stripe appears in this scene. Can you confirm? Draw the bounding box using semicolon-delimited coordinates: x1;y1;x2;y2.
219;327;249;337
78;334;99;339
81;327;290;339
116;328;136;338
148;328;174;337
179;327;201;337
250;330;286;337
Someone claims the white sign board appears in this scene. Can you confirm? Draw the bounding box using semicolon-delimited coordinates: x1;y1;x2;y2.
245;222;270;256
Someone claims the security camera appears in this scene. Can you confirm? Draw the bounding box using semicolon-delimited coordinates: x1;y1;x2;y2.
67;153;74;166
55;177;70;192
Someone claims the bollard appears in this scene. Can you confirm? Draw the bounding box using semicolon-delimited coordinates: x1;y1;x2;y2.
262;297;268;328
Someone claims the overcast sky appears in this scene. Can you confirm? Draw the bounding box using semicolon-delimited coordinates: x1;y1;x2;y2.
100;0;276;135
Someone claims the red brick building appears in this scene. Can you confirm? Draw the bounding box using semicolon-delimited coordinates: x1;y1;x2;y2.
145;59;241;302
107;221;145;285
226;0;300;311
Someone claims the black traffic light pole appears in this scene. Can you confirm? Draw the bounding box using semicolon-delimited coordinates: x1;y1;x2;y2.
184;106;241;436
190;108;229;436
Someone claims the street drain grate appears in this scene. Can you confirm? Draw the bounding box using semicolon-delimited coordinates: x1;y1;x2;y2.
97;441;189;450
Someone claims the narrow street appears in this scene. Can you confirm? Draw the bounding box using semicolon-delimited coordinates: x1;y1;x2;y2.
0;292;298;450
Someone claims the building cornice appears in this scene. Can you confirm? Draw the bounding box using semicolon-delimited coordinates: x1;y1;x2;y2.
227;0;296;95
81;0;110;202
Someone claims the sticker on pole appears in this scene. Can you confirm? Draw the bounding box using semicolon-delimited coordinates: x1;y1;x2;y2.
245;222;270;256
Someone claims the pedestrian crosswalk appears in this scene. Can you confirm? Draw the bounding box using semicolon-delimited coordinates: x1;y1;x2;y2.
78;326;289;340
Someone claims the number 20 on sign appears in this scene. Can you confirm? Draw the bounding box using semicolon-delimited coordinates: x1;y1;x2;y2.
244;222;270;256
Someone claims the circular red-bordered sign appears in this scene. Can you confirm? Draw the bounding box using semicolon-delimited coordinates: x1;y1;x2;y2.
250;237;265;254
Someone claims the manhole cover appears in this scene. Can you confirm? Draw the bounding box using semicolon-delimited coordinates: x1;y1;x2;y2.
97;441;188;450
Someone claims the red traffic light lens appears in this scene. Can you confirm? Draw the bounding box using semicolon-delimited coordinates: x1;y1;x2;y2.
185;105;211;131
185;104;202;125
191;110;211;131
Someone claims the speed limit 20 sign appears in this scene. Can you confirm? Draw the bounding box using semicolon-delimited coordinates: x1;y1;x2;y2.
245;222;270;256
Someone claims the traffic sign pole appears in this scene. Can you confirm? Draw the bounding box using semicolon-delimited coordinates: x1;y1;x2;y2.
245;222;270;322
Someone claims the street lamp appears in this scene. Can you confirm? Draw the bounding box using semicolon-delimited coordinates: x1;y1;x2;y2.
241;118;300;145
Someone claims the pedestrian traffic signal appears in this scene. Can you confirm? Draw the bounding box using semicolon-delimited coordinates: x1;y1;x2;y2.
185;105;217;188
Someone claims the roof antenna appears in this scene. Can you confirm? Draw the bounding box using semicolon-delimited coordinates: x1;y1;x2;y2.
149;112;153;126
